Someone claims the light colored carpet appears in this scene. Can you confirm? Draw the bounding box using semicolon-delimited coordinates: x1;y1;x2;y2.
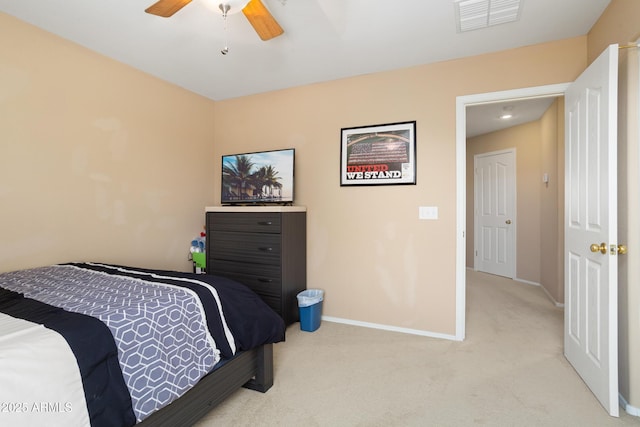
195;270;640;426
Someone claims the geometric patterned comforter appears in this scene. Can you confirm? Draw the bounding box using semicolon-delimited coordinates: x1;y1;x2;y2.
0;262;286;425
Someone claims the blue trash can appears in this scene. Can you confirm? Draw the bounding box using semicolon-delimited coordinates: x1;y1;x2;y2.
297;289;324;332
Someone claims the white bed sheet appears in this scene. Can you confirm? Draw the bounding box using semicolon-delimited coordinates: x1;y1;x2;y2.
0;313;90;427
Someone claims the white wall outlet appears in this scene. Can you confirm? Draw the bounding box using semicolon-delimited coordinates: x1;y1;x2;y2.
419;206;438;220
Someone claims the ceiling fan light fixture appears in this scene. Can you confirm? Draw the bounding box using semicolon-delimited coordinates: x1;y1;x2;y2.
145;0;284;42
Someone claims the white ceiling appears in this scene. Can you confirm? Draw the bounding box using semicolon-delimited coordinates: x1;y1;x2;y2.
466;97;558;138
0;0;609;135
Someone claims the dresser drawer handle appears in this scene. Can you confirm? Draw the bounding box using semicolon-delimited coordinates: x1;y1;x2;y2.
258;247;274;252
258;278;274;283
257;221;273;226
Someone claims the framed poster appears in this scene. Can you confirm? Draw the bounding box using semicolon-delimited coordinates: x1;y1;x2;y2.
340;121;416;186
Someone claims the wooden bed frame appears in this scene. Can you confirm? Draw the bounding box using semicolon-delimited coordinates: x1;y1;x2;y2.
138;343;274;426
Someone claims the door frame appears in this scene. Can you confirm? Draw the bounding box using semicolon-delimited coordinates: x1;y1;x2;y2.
455;83;569;340
474;148;517;278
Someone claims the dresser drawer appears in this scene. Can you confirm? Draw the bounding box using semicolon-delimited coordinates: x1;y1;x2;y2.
208;212;281;234
210;231;281;265
209;260;281;288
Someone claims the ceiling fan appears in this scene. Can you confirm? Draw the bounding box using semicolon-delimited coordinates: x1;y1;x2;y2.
145;0;284;41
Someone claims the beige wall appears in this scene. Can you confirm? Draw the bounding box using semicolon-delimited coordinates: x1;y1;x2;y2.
539;98;565;304
0;13;216;273
588;0;640;64
213;37;587;335
588;0;640;411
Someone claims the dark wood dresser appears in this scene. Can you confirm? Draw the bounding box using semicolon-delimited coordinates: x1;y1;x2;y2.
205;206;307;326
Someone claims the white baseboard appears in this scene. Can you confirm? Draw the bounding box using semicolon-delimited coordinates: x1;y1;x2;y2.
514;277;540;287
537;282;565;308
322;316;460;341
515;277;565;308
620;393;640;417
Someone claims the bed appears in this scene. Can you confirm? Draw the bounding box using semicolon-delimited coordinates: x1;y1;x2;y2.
0;262;285;426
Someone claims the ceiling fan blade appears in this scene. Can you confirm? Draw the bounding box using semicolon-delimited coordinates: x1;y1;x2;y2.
145;0;192;17
242;0;284;41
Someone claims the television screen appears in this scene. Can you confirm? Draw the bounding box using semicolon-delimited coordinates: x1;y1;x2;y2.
221;148;295;205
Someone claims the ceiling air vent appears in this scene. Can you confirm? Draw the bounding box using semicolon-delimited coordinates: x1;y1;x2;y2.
454;0;523;33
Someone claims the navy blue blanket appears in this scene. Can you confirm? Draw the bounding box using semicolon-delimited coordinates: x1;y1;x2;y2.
70;263;286;357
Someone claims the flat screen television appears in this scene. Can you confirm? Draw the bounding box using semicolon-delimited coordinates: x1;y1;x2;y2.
221;148;295;205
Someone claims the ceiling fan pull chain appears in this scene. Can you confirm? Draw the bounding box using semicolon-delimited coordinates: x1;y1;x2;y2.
219;3;230;55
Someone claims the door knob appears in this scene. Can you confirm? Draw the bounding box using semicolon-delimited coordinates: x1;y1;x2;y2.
618;244;628;255
505;219;512;224
590;242;607;254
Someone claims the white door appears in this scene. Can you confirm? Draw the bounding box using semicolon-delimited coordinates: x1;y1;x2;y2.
564;44;619;416
474;149;516;278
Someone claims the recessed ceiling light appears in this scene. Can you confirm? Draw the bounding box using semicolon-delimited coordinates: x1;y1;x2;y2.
500;106;514;119
454;0;523;33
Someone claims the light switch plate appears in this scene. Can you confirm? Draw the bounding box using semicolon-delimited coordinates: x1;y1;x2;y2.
419;206;438;220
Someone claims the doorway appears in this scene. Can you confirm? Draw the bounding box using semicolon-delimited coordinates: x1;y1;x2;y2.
466;96;564;289
454;83;569;340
